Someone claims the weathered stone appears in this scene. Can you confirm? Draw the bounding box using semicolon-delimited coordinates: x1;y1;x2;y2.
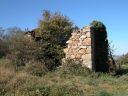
83;61;92;69
71;42;78;46
67;49;73;54
81;55;86;59
71;55;75;59
86;46;91;54
82;38;91;45
78;48;86;54
78;42;82;46
63;24;109;72
73;35;80;40
79;46;87;48
63;48;68;53
71;46;78;48
86;32;91;38
85;54;92;61
80;35;87;40
66;40;72;44
75;54;81;58
64;25;93;70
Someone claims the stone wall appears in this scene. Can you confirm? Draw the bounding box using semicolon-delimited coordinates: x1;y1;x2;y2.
64;26;94;70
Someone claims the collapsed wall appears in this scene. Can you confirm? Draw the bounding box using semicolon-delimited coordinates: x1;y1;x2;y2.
64;26;94;70
64;23;110;72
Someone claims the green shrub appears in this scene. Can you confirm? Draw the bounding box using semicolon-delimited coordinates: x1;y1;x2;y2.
39;10;74;47
96;91;113;96
6;32;64;71
59;58;90;77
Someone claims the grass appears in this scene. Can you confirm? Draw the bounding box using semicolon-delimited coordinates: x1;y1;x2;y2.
0;58;128;96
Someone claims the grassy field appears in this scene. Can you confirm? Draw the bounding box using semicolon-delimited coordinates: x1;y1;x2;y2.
0;58;128;96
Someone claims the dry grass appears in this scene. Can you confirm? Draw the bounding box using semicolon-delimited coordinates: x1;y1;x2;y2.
0;58;128;96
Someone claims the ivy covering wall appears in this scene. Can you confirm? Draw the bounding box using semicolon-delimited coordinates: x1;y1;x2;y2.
91;21;109;72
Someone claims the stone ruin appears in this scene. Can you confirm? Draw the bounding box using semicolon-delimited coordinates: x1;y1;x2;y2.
24;24;116;73
64;26;94;70
64;25;113;72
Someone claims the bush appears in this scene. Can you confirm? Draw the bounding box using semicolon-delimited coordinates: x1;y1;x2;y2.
96;91;113;96
25;60;48;76
6;31;64;71
7;35;38;67
0;40;9;58
59;58;90;77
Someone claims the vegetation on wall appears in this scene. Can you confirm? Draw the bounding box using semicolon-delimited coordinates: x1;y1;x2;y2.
91;20;109;72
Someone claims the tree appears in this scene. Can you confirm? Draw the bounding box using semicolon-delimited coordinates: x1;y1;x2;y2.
39;10;74;46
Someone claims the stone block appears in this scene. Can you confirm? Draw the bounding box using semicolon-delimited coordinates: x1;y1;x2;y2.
68;43;72;46
64;25;93;70
71;55;75;59
66;40;72;44
85;54;92;60
75;53;82;58
86;46;91;54
78;49;86;54
82;61;92;69
86;32;91;38
80;35;87;39
81;55;86;59
79;46;87;48
74;35;80;40
71;42;78;46
63;48;68;53
78;42;82;46
82;38;91;45
71;46;78;48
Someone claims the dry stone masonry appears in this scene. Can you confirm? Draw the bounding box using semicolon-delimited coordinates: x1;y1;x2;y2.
64;26;94;70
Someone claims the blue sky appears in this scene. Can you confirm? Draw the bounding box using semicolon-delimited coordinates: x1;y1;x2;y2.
0;0;128;55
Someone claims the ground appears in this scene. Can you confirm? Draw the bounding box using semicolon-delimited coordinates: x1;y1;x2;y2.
0;58;128;96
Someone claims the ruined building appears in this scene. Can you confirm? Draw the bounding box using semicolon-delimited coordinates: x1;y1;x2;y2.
64;24;109;72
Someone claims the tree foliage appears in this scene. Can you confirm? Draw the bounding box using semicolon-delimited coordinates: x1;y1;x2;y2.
39;10;74;46
3;11;74;71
